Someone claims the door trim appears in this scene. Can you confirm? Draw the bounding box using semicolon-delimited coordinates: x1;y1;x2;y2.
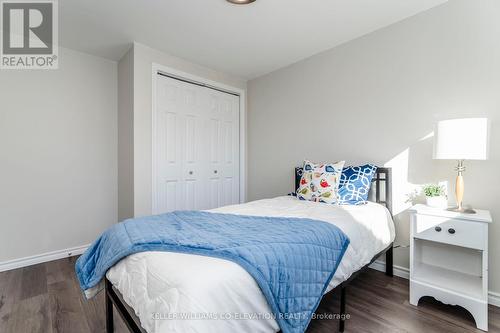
151;63;247;211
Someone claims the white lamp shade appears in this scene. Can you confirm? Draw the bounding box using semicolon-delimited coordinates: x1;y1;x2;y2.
433;118;490;160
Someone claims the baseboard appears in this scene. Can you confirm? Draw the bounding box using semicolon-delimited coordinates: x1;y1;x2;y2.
370;260;499;307
369;259;410;279
489;291;500;308
0;244;89;272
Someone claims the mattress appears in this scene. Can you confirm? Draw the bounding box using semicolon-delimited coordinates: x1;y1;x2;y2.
106;196;395;333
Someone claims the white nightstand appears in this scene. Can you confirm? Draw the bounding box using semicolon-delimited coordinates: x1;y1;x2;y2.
409;204;492;331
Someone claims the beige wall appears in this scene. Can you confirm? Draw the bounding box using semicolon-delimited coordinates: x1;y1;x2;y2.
0;41;246;263
131;42;247;217
248;0;500;293
118;47;134;221
0;47;117;262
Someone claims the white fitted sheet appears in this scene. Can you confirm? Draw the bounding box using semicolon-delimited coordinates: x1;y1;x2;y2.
107;196;395;333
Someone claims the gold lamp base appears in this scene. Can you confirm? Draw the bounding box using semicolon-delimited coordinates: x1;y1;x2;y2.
451;160;476;214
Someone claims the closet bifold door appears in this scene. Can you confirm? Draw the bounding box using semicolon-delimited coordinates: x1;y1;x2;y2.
205;88;240;210
153;74;240;214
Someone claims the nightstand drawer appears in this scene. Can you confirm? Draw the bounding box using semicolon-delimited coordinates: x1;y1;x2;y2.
413;215;487;250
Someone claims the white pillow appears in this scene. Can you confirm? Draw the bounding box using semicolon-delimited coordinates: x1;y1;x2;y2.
297;160;345;204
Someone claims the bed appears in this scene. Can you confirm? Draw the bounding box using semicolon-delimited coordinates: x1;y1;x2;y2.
101;167;395;333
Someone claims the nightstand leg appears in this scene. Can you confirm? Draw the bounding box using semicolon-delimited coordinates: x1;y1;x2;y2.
409;281;422;307
470;304;488;331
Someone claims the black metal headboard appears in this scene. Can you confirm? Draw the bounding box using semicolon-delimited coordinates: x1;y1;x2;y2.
294;167;392;215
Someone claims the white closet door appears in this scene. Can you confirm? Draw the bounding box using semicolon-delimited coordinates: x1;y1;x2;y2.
153;75;206;214
205;89;240;209
153;74;240;214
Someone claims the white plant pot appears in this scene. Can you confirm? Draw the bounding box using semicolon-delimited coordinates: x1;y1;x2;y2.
425;196;448;209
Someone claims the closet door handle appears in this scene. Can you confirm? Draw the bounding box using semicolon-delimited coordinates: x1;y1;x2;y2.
189;171;194;175
214;170;218;174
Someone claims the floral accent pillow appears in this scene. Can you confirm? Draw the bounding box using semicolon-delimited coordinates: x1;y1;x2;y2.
297;160;345;204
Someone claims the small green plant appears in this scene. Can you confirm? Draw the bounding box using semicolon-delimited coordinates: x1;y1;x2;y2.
422;184;446;197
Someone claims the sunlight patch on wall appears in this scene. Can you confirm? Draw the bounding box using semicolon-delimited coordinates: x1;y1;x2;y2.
419;132;434;141
384;132;451;216
384;148;419;215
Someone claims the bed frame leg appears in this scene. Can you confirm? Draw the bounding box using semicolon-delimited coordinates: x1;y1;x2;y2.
338;286;346;333
385;246;393;277
105;279;114;333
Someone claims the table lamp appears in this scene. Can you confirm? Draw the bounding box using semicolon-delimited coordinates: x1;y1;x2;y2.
433;118;490;214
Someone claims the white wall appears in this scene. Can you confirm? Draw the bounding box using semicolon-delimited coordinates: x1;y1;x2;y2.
0;47;117;262
131;42;247;217
248;0;500;293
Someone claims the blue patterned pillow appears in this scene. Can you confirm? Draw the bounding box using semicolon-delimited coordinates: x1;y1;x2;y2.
338;164;377;205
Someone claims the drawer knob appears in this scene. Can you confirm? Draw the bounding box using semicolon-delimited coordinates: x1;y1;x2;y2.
448;228;456;234
435;226;442;232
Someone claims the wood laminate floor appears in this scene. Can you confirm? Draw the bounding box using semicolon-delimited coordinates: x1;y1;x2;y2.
0;256;498;333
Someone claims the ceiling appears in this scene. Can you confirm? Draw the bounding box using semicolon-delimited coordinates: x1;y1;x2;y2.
59;0;448;79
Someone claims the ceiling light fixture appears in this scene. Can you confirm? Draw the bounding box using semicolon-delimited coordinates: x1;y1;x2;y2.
226;0;256;4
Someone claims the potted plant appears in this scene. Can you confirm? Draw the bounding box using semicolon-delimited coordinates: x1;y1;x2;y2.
422;184;447;209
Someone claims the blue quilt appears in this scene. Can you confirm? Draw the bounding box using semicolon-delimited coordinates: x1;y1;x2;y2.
75;211;349;333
